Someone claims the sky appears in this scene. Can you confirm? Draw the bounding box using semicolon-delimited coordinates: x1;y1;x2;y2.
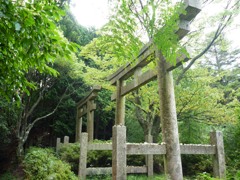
70;0;109;28
70;0;239;48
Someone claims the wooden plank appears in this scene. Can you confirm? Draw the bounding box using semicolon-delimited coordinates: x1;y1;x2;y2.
86;167;112;175
180;144;216;155
127;143;166;155
88;143;112;151
127;166;147;174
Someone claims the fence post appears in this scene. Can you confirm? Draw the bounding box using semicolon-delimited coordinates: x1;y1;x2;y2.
64;136;69;145
56;138;61;152
112;125;126;180
78;133;88;180
145;134;153;176
210;131;226;179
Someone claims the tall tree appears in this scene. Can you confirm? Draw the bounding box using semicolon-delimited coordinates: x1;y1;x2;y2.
0;0;77;100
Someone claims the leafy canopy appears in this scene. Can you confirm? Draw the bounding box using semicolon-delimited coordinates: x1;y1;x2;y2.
80;0;187;88
0;0;78;100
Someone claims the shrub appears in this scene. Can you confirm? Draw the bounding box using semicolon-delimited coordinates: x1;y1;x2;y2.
57;143;80;174
58;141;147;173
194;172;219;180
23;147;77;180
181;155;212;176
0;171;17;180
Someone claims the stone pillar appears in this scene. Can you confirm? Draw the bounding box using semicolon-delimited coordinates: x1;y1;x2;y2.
112;125;126;180
115;80;125;125
64;136;69;145
76;115;83;142
56;138;61;152
210;131;226;179
156;50;183;180
87;100;94;141
78;117;83;142
145;135;153;177
78;133;88;180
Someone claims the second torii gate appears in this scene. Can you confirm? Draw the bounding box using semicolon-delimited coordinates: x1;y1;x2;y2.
75;86;101;142
108;0;203;179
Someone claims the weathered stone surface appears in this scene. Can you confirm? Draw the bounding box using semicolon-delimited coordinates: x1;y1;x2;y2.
56;138;61;152
156;49;183;180
78;133;88;180
87;167;112;175
180;144;215;154
210;131;226;179
76;86;101;143
126;143;166;155
145;135;153;177
88;143;112;150
112;125;126;180
127;166;147;174
63;136;69;145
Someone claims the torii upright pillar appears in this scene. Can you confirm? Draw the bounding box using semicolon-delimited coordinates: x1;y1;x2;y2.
156;50;183;179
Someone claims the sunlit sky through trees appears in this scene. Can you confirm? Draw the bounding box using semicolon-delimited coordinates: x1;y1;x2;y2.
70;0;109;28
70;0;240;48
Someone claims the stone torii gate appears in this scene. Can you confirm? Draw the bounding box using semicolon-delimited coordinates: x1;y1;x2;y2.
75;86;101;142
107;0;209;179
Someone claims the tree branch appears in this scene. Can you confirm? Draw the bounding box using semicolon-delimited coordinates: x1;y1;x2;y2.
25;86;69;136
25;88;45;119
176;2;233;85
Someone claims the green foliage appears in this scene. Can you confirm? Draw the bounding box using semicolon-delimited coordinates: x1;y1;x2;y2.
224;107;240;177
59;11;96;46
154;2;188;64
0;0;78;100
79;0;188;89
194;172;219;180
125;113;145;143
127;155;145;166
175;66;236;126
57;143;80;174
87;149;112;167
94;89;115;140
85;174;167;180
0;98;19;144
87;174;112;180
127;174;167;180
57;142;113;173
0;171;17;180
182;155;212;176
58;141;146;175
24;147;77;180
